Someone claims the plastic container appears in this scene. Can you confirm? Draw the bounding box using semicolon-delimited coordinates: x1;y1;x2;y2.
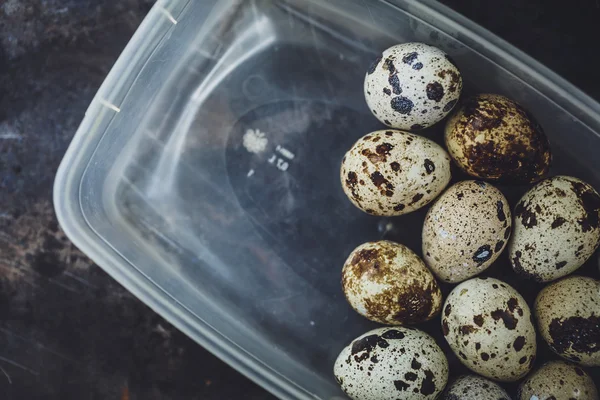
54;0;600;398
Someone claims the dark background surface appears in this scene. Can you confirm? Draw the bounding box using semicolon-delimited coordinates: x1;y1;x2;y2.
0;0;599;399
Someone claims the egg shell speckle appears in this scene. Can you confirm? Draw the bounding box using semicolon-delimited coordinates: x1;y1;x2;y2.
341;129;451;216
442;375;511;400
422;180;511;283
441;277;537;382
535;276;600;367
334;327;449;400
342;240;443;325
509;176;600;282
518;360;599;400
364;42;462;130
445;93;551;183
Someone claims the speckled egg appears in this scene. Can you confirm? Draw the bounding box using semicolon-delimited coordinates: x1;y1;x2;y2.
364;42;462;131
518;360;599;400
342;240;442;325
422;180;511;283
441;277;537;381
334;327;449;400
442;375;511;400
509;176;600;282
535;276;600;366
445;94;551;183
340;129;451;216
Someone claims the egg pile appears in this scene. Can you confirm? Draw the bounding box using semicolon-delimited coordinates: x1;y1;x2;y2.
334;42;600;400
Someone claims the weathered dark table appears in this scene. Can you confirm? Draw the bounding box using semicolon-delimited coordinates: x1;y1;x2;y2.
0;1;598;399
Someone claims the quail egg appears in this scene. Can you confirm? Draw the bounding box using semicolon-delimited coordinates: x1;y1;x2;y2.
364;42;462;130
422;180;511;283
334;326;449;400
535;275;600;366
342;240;443;325
518;360;599;400
509;176;600;282
441;277;537;381
445;94;551;183
442;375;511;400
341;129;451;216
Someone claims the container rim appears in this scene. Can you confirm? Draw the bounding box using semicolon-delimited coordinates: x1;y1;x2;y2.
53;0;600;399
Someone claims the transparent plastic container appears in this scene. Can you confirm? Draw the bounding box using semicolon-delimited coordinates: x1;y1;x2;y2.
54;0;600;399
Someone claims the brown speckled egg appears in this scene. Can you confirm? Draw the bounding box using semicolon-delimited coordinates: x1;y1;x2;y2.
342;240;443;325
442;375;511;400
445;94;551;183
422;180;511;283
535;276;600;366
441;277;537;382
341;130;451;216
518;360;599;400
364;42;463;131
509;176;600;282
334;327;449;400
